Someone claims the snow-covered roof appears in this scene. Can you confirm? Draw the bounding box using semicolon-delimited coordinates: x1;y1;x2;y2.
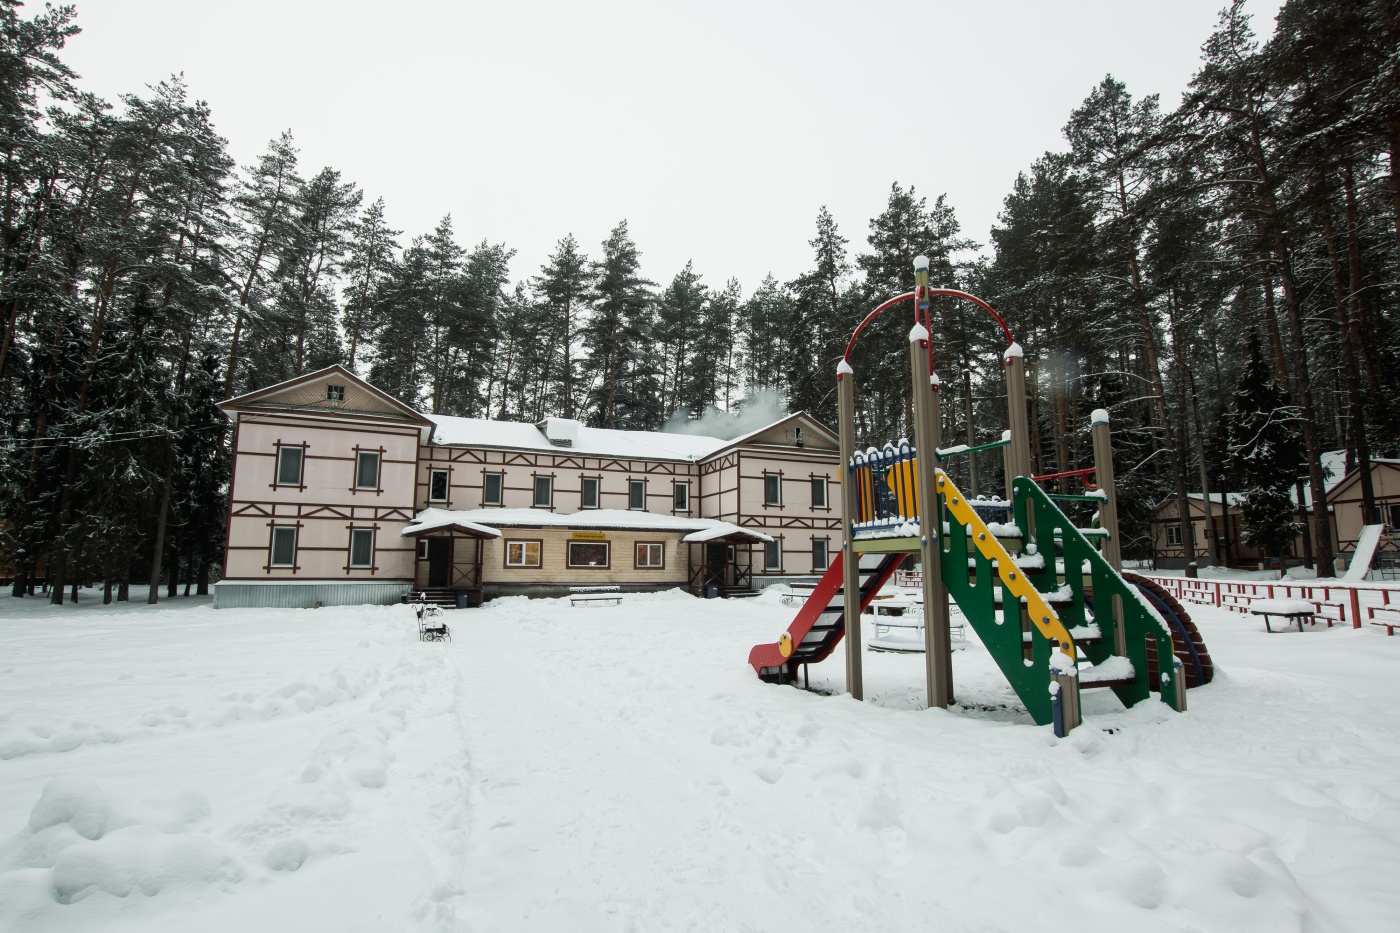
427;416;729;461
400;509;501;538
403;508;772;542
1186;492;1248;507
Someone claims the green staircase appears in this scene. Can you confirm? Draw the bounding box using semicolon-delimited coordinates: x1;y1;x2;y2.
936;472;1184;725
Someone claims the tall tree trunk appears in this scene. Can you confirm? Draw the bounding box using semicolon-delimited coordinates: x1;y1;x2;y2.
147;464;174;604
1319;178;1377;523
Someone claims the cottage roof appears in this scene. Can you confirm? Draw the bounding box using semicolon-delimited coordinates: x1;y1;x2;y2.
401;508;773;543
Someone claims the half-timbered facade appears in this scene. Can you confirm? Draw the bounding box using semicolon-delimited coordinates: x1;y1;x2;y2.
215;365;840;607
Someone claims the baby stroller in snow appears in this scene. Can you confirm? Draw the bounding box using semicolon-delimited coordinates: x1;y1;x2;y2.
413;592;451;642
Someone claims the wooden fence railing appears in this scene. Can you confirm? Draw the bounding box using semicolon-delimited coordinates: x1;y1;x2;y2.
1143;574;1399;630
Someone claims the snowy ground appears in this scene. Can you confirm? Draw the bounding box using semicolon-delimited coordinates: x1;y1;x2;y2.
1;587;1398;932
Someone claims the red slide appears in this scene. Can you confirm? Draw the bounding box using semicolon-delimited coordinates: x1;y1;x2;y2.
748;552;904;684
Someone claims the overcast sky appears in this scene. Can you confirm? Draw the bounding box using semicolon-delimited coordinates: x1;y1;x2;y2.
61;0;1284;293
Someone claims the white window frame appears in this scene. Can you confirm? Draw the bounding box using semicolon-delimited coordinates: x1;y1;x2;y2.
764;473;781;506
628;479;646;510
428;468;450;503
355;450;380;490
812;538;829;571
275;445;303;487
673;481;690;512
349;528;374;568
635;542;665;569
811;476;828;509
764;538;782;571
483;472;504;506
582;476;600;509
533;475;553;508
505;540;541;568
270;526;297;567
326;384;345;402
1166;525;1182;546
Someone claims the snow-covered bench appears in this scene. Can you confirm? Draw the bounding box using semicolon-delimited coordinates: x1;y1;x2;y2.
1366;605;1400;636
569;586;622;608
1249;598;1319;633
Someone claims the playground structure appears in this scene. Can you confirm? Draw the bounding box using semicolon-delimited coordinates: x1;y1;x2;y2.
748;258;1213;735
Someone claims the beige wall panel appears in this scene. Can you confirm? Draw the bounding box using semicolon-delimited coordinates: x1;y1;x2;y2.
482;528;689;587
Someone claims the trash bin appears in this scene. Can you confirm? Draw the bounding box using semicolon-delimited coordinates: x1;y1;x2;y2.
705;584;719;599
454;591;467;609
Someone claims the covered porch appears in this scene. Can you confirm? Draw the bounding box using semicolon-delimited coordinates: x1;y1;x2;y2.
683;526;769;596
401;515;500;607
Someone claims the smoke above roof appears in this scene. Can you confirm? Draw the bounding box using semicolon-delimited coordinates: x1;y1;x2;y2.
661;388;789;440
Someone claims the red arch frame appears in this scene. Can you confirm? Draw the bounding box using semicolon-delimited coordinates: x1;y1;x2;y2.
841;288;1014;363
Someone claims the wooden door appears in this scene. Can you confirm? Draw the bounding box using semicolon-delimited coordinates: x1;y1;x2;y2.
428;538;453;587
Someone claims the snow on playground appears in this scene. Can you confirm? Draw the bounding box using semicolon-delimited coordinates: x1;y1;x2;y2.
2;589;1399;931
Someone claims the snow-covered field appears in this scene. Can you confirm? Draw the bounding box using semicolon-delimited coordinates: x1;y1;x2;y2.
2;587;1398;932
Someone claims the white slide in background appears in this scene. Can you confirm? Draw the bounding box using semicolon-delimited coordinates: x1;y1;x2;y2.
1344;524;1385;581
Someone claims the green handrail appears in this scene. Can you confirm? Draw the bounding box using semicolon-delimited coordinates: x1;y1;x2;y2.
935;437;1010;460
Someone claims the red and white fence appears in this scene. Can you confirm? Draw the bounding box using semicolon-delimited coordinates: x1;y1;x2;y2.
1144;575;1400;631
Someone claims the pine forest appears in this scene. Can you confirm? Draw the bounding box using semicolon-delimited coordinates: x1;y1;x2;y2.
2;1;1398;602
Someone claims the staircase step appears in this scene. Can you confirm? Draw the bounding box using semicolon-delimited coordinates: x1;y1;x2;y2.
1079;677;1136;690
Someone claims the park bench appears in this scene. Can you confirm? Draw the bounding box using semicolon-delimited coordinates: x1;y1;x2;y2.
1249;597;1321;633
569;585;622;608
1367;605;1400;636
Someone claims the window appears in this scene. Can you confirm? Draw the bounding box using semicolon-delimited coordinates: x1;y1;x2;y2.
349;528;374;568
764;538;782;571
270;526;297;567
568;541;610;568
276;446;303;487
811;476;828;509
533;475;553;508
429;469;450;503
355;450;380;490
628;479;645;510
418;540;429;560
673;481;690;512
1389;503;1400;528
326;384;345;402
1166;526;1181;546
483;472;504;505
764;473;782;506
813;538;829;571
582;476;600;509
636;542;665;569
505;540;541;568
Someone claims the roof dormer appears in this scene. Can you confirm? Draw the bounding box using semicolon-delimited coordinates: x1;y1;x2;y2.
537;417;582;447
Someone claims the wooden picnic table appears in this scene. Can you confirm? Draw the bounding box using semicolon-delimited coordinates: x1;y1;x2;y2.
1249;598;1321;633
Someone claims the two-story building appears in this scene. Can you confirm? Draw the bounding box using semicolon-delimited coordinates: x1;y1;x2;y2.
213;365;843;608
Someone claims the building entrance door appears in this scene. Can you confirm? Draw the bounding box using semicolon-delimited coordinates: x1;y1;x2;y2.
428;538;453;587
706;543;728;587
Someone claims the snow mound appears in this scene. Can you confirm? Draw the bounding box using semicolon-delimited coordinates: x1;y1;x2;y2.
4;776;241;907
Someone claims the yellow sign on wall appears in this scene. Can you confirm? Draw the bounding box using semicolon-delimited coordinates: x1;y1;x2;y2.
571;531;607;541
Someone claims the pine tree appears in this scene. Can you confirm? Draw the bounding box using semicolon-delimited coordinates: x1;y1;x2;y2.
532;234;592;418
1230;334;1304;562
341;197;399;372
581;221;654;428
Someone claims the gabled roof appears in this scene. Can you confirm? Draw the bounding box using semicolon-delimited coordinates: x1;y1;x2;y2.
701;411;839;458
1326;458;1400;502
220;364;431;427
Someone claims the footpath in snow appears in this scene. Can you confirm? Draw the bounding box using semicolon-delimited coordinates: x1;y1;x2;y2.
2;587;1399;931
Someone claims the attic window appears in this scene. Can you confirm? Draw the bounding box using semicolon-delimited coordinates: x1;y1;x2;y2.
326;385;345;402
